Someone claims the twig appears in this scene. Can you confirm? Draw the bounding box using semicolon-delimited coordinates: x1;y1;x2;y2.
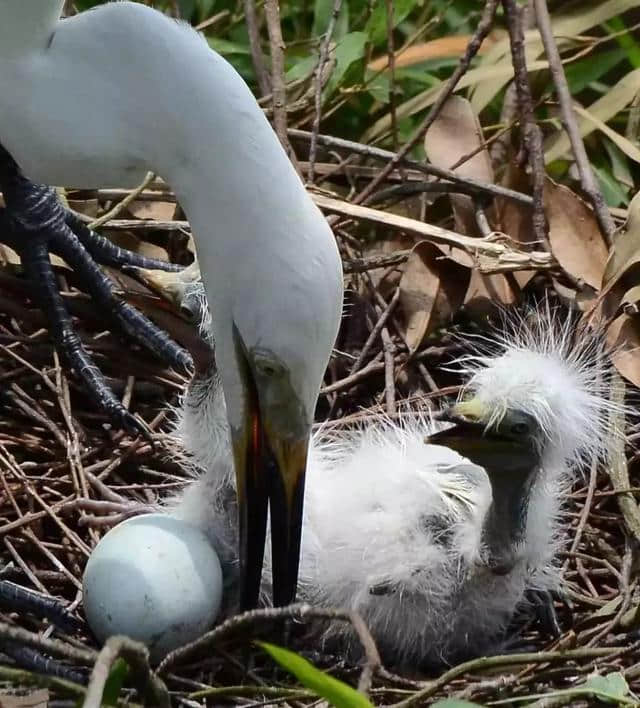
608;373;640;543
381;327;396;415
243;0;271;97
502;0;548;247
156;603;381;697
312;192;554;269
353;0;499;205
384;0;399;152
0;620;96;664
84;635;170;708
308;0;343;183
290;129;534;206
0;664;87;701
263;0;297;167
391;646;633;707
533;0;615;244
89;172;156;230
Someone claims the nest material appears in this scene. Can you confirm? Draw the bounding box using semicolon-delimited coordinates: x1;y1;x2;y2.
0;189;638;706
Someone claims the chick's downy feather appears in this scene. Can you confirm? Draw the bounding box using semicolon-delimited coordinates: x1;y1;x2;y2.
167;300;619;666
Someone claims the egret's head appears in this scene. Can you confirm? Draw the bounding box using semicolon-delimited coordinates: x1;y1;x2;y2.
431;306;615;574
223;248;343;608
141;242;343;609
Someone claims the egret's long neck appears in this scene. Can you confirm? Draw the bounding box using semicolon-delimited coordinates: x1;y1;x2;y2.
144;46;315;303
0;1;64;56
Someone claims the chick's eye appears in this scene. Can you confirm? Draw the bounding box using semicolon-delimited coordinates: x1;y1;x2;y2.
510;422;530;435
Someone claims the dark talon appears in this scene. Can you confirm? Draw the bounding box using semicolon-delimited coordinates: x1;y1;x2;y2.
49;220;193;371
0;580;83;634
0;143;193;434
1;641;87;684
64;210;182;272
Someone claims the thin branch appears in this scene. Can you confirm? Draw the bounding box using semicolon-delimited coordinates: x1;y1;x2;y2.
290;128;535;206
244;0;271;97
308;0;343;183
533;0;615;244
264;0;298;168
156;603;381;697
502;0;548;247
84;636;170;708
312;192;554;270
353;0;499;205
384;0;399;152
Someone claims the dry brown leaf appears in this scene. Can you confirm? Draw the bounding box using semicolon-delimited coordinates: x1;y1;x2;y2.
495;164;536;289
424;96;516;308
399;240;469;352
367;32;503;72
129;198;178;222
599;191;640;318
68;198;99;218
0;690;49;708
607;313;640;387
424;95;493;235
545;178;608;289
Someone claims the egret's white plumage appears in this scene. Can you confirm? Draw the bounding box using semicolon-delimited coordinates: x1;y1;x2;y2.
161;280;618;667
1;1;344;606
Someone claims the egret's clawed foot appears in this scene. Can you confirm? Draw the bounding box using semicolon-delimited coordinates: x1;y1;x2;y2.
0;578;83;634
0;144;193;437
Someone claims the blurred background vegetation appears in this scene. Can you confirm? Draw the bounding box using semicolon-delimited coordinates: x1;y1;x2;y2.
70;0;640;208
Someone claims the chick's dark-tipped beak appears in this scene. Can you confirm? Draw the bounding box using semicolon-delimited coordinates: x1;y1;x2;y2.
429;399;540;575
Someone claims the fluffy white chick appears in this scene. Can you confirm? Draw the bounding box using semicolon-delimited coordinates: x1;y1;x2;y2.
154;273;617;667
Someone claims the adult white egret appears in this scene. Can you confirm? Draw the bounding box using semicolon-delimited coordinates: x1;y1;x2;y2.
0;1;344;610
137;273;617;666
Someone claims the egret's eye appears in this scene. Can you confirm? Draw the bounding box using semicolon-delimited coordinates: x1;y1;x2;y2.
253;352;284;379
510;421;530;436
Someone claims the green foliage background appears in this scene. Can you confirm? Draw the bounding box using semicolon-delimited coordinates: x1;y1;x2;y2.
71;0;640;206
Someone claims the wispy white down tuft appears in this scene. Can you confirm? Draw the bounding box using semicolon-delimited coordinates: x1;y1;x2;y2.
166;291;621;667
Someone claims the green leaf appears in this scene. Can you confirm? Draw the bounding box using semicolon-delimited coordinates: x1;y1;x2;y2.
207;38;251;56
258;641;374;708
366;71;390;103
593;164;630;207
100;658;129;707
286;54;318;82
582;672;629;701
325;31;368;94
564;48;627;94
364;0;422;46
604;17;640;69
312;0;350;41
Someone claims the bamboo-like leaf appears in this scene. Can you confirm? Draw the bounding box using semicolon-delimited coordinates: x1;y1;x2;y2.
545;69;640;164
257;642;374;708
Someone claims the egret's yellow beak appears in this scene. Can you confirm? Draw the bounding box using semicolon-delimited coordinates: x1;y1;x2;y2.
230;333;309;610
232;400;308;610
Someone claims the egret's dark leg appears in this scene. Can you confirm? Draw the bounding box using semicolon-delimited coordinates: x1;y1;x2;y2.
0;144;193;434
18;233;148;436
0;580;87;684
64;210;182;272
527;588;562;637
0;581;83;634
49;222;192;370
1;641;87;685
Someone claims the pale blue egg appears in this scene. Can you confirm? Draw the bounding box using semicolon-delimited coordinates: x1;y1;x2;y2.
83;513;222;662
